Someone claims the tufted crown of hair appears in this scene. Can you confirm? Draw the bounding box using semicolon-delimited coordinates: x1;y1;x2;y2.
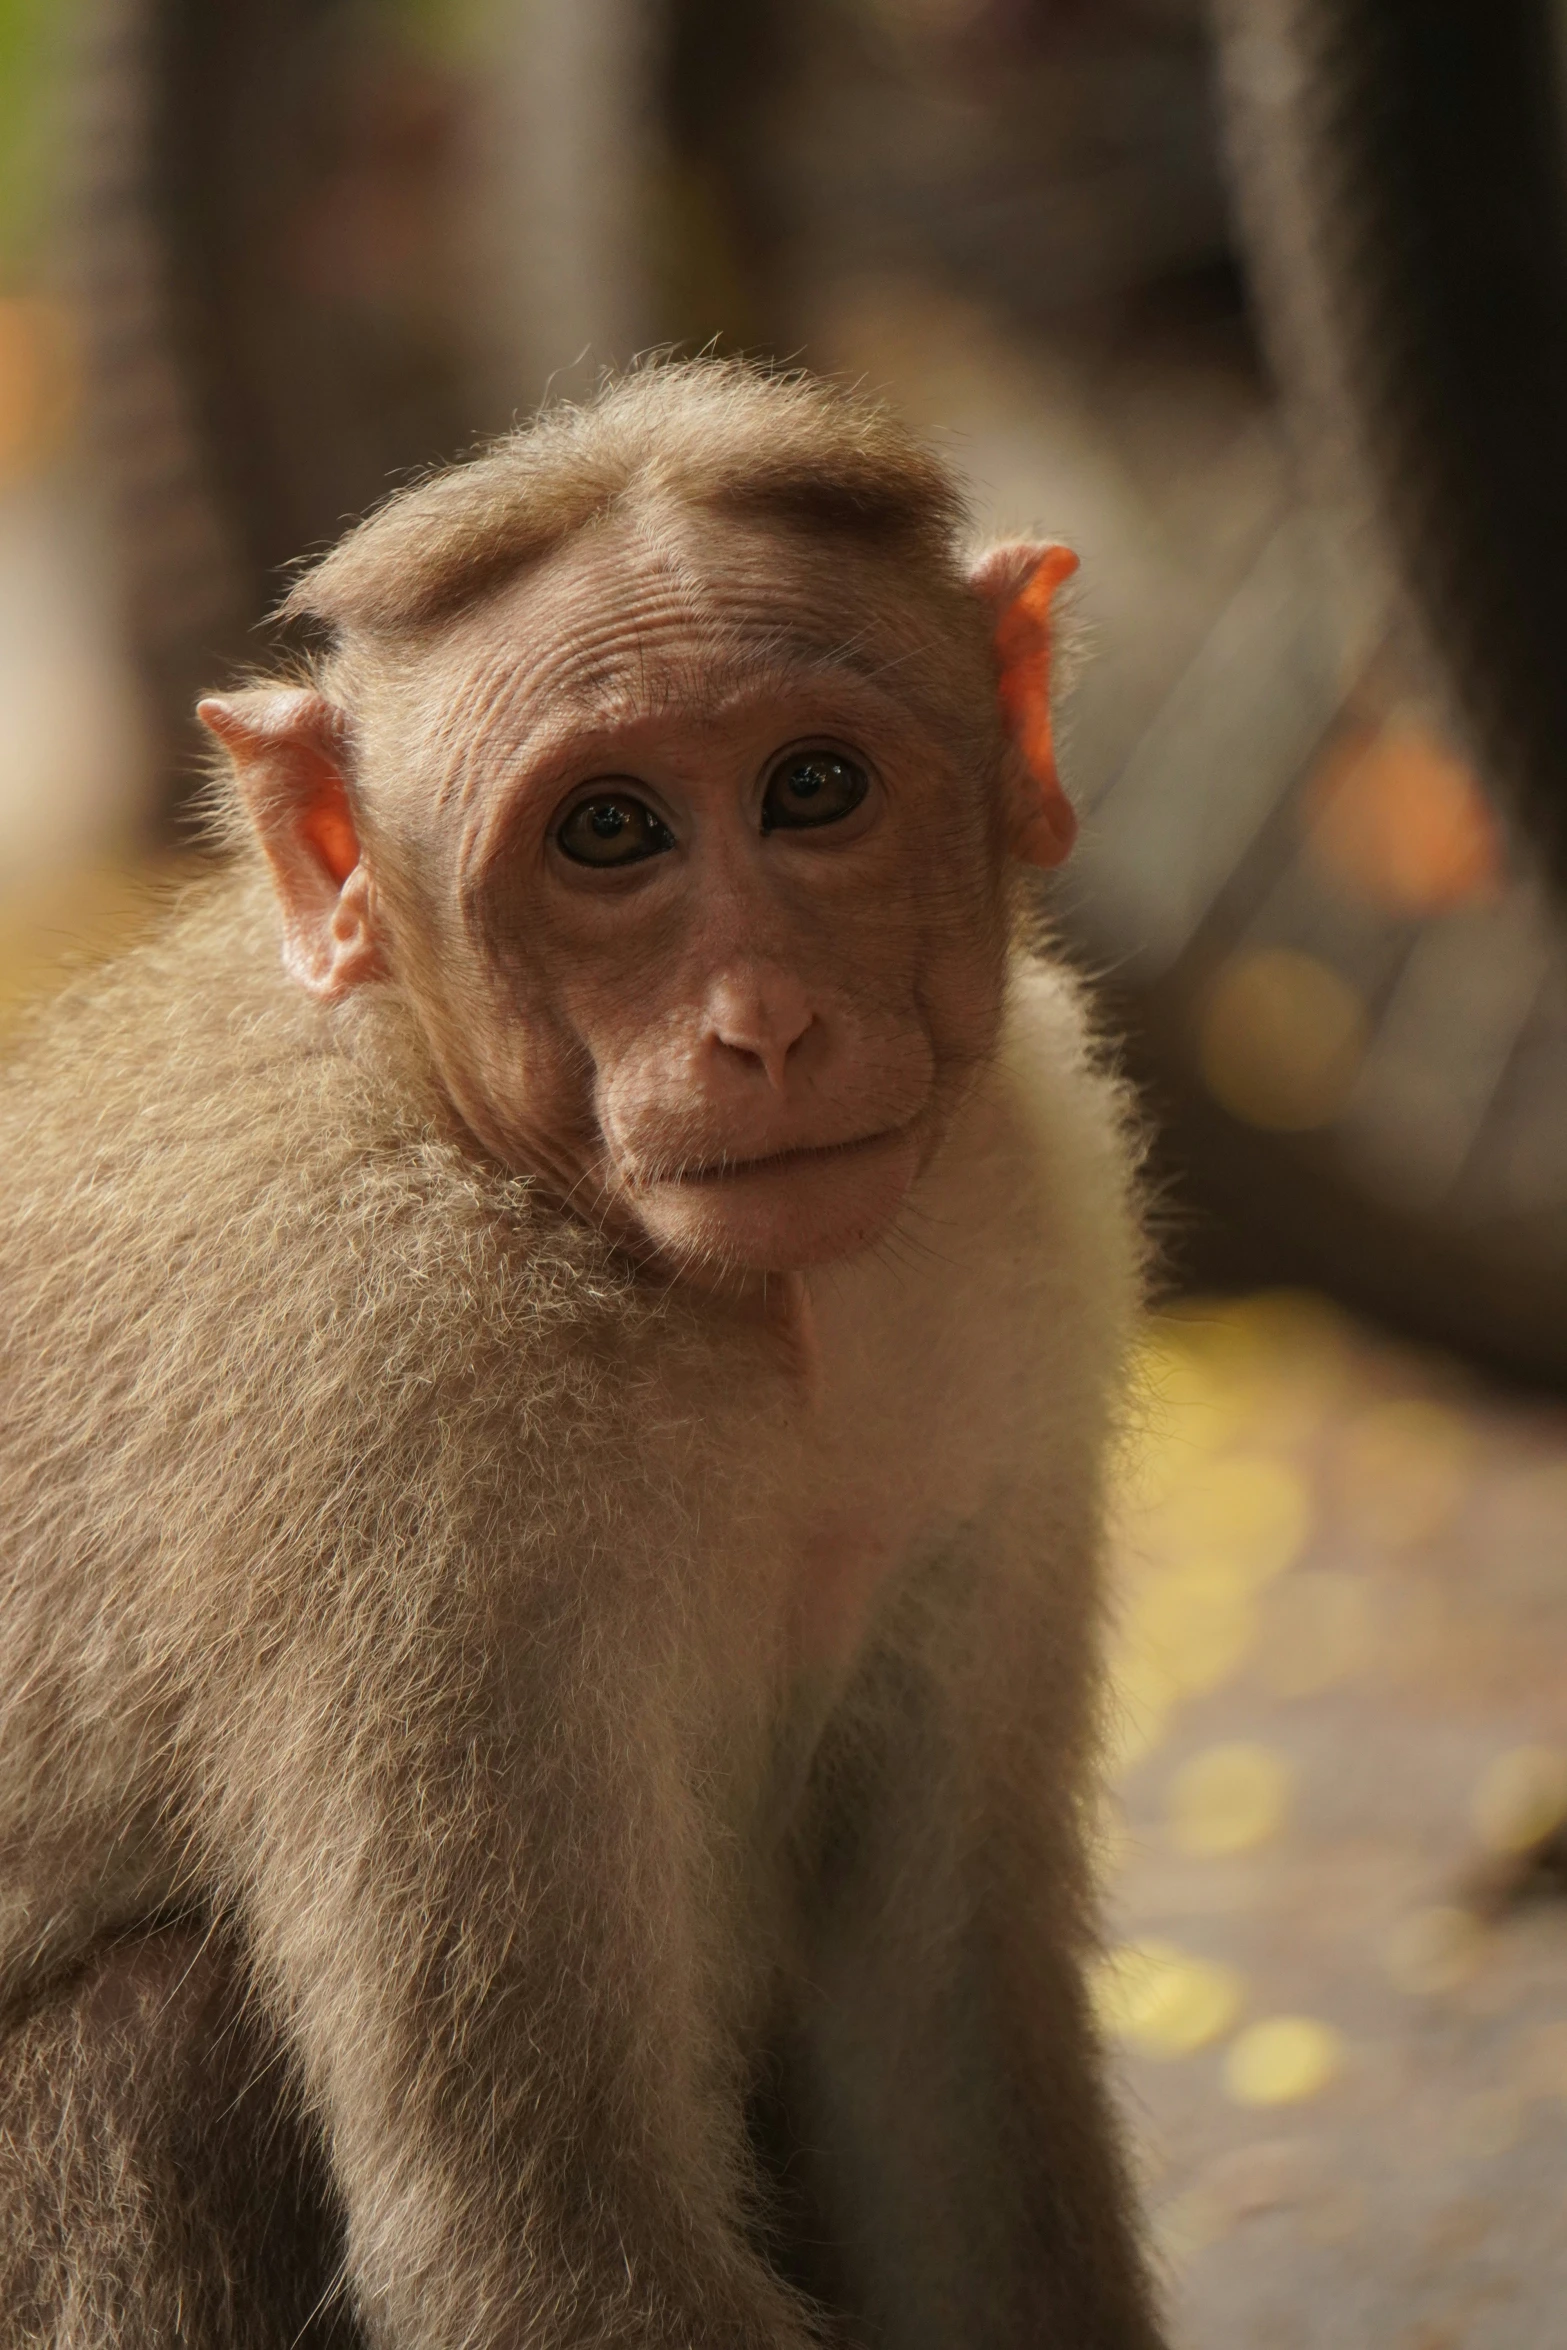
278;358;974;646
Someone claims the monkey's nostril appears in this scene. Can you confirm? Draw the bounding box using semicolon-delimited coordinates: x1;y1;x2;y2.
712;1031;796;1093
706;984;816;1092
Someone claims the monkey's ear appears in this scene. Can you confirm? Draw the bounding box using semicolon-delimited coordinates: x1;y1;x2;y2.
198;687;386;1001
969;541;1080;870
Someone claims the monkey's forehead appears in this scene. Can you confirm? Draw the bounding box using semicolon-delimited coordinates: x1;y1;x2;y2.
369;514;991;796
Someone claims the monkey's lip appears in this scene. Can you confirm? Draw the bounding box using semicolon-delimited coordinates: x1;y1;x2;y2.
659;1125;912;1186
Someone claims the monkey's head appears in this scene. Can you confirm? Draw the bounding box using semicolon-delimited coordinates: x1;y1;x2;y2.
201;364;1077;1287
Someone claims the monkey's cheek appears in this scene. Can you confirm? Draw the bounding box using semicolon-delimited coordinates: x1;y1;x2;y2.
635;1132;924;1274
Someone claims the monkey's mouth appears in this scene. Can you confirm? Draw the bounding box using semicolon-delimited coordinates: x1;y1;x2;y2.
619;1118;928;1273
663;1126;911;1185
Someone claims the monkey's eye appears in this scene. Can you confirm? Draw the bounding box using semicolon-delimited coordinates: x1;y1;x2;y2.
556;793;676;868
760;751;870;834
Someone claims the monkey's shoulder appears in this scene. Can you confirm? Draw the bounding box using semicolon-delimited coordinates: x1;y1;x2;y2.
0;870;642;1400
981;952;1145;1307
996;951;1139;1186
910;952;1147;1476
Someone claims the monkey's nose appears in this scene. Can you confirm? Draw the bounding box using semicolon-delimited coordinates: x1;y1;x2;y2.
703;971;816;1094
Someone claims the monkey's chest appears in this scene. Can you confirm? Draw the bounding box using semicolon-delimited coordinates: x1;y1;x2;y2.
779;1291;1025;1676
788;1504;906;1673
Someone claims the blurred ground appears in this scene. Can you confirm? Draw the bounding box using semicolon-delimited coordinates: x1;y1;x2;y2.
1104;1295;1567;2349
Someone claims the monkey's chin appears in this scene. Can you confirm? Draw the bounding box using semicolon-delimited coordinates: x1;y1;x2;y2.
633;1127;923;1279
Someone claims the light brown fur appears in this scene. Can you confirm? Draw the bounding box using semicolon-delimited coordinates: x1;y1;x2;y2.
277;361;970;641
0;1925;352;2348
0;362;1163;2350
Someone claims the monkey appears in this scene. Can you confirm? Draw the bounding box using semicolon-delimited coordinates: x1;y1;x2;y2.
0;1923;354;2348
0;358;1162;2350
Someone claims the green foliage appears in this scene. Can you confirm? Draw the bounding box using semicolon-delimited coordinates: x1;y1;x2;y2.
387;0;492;68
0;0;69;285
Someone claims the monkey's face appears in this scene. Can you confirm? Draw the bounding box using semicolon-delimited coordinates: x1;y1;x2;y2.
206;509;1075;1288
383;516;1013;1281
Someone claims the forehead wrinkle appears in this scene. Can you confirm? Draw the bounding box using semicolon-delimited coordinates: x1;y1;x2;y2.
409;519;980;823
438;620;928;807
409;532;689;807
422;654;537;817
535;637;936;788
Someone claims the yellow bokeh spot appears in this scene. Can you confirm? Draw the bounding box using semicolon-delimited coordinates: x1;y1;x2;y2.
1167;1742;1293;1856
1156;1291;1353;1425
1337;1398;1475;1548
1092;1938;1244;2058
1127;1329;1250;1459
1216;1287;1353;1365
1116;1348;1246;1536
1471;1745;1567;1854
1121;1294;1348;1474
1138;1454;1311;1587
1223;2016;1344;2106
1115;1416;1241;1522
1198;950;1369;1133
1117;1563;1260;1700
1382;1904;1485;1996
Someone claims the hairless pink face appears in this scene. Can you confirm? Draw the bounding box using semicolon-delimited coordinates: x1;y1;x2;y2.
202;512;1073;1289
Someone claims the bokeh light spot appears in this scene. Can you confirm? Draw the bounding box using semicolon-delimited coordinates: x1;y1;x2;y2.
1223;2016;1344;2106
1140;1455;1311;1587
1197;949;1369;1132
1306;718;1503;915
1093;1938;1245;2058
1167;1741;1293;1856
1471;1746;1567;1855
1120;1564;1260;1701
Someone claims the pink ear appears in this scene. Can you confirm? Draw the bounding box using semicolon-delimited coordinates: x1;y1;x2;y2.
970;541;1080;869
198;688;385;1000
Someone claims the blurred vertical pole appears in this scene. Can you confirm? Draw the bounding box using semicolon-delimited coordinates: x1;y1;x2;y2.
470;0;663;413
1209;0;1391;682
68;0;247;821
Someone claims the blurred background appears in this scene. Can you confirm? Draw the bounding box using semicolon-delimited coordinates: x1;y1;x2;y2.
5;0;1567;2339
